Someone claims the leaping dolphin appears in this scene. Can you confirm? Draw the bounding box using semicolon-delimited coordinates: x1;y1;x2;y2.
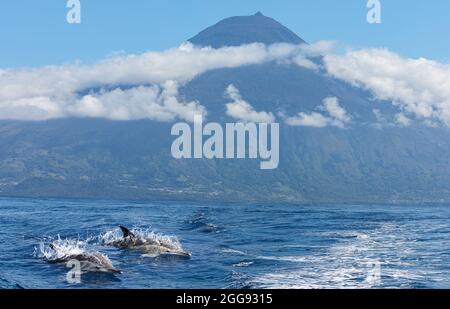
108;226;191;258
47;244;121;274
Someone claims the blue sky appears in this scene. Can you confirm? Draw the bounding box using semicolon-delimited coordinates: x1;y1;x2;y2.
0;0;449;68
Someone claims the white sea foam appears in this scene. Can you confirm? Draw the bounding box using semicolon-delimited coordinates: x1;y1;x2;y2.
233;261;254;268
250;223;429;289
256;255;308;263
220;248;247;255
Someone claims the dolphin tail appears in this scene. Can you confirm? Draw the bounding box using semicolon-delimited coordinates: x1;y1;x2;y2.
119;226;136;239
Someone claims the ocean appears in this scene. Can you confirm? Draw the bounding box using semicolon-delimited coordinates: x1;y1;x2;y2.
0;197;449;289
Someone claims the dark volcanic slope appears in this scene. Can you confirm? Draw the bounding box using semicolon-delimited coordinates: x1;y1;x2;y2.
1;13;450;204
189;12;306;48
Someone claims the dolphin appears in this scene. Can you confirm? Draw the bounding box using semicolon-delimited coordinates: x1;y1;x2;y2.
108;226;191;258
47;243;121;274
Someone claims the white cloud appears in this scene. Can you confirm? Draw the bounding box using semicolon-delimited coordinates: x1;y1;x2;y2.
0;42;319;121
300;40;336;56
4;39;445;129
285;112;329;127
0;96;64;121
372;108;391;129
372;109;412;128
323;97;349;121
324;48;450;126
69;81;206;122
395;113;412;127
321;96;351;128
285;97;351;128
292;55;320;71
373;109;384;122
290;41;336;71
225;84;275;123
0;81;205;122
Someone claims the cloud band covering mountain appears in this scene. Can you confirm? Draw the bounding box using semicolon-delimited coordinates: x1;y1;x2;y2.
1;41;449;127
324;49;450;126
0;42;320;122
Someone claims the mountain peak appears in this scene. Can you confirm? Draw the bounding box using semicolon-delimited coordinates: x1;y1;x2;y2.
188;13;306;48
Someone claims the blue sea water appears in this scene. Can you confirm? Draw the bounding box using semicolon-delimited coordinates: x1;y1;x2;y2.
0;197;449;289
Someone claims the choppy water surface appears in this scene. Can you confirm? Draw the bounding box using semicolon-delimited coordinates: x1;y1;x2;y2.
0;197;449;289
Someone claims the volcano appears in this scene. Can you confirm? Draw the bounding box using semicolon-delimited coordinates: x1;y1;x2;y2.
1;13;450;204
189;12;306;47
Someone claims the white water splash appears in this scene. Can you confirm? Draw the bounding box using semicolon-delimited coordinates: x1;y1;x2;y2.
35;236;85;261
98;227;184;251
34;236;113;266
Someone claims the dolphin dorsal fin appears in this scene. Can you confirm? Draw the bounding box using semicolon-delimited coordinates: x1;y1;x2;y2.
119;226;136;239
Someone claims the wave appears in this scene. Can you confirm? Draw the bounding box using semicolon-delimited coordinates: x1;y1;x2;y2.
184;214;222;233
256;255;308;263
233;261;254;268
220;247;247;255
0;274;24;289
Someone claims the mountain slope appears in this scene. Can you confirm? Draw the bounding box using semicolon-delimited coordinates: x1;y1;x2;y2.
1;13;450;204
189;12;305;47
